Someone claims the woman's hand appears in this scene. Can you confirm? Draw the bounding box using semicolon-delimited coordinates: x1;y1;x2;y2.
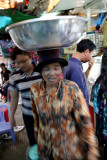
88;57;95;70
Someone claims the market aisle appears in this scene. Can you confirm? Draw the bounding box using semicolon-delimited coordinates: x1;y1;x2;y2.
0;101;105;160
0;101;29;160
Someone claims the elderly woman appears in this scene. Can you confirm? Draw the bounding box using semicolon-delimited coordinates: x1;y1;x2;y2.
30;49;99;160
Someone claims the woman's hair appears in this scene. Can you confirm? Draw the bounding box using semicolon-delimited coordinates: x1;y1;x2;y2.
93;52;107;97
10;46;31;61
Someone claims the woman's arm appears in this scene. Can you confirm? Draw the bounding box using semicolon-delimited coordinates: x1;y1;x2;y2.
10;90;19;126
2;72;11;86
30;86;39;142
1;74;3;86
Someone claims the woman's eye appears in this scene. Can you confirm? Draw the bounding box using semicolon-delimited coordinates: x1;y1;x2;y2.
44;68;49;71
22;61;26;63
54;67;59;70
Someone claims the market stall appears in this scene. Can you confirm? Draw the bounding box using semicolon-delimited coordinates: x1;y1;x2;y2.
0;1;107;159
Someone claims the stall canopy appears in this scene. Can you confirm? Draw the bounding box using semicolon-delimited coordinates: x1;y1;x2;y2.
0;9;36;36
1;0;107;37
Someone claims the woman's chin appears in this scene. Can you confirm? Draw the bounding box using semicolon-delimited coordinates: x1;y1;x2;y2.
47;81;58;86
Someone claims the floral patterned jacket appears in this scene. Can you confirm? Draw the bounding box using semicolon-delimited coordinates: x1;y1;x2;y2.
31;79;99;160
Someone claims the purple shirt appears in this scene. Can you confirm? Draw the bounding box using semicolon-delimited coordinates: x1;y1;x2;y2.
64;57;89;106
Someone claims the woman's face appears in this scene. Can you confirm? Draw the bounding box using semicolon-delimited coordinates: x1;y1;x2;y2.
41;62;62;87
15;54;32;72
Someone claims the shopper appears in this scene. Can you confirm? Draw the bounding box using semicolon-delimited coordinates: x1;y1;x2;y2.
91;52;107;159
64;39;96;106
0;63;11;102
30;49;99;160
9;47;42;147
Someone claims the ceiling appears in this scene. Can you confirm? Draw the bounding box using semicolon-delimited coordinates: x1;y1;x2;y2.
0;0;107;16
0;0;106;35
52;0;107;14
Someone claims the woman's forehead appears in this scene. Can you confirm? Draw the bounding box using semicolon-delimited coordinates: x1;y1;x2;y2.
44;62;61;68
16;54;30;59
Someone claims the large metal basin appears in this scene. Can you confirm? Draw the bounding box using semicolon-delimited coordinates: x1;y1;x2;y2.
6;16;87;51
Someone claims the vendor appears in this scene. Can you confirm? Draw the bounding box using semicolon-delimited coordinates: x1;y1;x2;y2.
30;48;99;160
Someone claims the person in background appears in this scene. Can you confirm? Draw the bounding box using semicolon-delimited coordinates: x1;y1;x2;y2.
64;39;96;106
0;63;11;102
30;49;99;160
96;24;100;31
9;47;42;149
91;52;107;159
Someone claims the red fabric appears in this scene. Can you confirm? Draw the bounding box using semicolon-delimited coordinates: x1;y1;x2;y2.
4;107;9;122
89;105;94;128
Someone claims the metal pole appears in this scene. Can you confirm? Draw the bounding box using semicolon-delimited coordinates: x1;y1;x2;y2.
86;8;91;32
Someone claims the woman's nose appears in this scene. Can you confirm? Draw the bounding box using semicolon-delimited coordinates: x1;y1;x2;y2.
49;69;56;75
18;63;24;69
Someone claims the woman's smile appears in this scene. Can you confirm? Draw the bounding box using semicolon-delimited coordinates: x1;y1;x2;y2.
41;62;62;87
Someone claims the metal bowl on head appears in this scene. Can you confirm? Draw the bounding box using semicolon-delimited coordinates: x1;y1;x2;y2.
6;16;87;51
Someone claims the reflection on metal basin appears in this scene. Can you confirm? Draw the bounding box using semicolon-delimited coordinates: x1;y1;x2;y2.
6;16;87;51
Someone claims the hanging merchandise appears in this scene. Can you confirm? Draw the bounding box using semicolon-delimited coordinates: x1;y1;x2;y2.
0;39;15;58
103;18;107;47
86;31;100;57
91;13;106;30
33;54;38;64
64;44;76;55
29;51;37;64
8;60;17;73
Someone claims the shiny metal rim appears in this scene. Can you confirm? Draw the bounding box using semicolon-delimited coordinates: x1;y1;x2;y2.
5;15;88;32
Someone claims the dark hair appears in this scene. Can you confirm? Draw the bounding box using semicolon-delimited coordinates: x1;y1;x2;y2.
92;53;107;97
0;63;5;67
77;39;96;53
10;47;31;61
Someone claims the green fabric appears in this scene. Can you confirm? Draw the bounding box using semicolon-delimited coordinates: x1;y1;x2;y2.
29;144;39;160
0;9;36;34
0;16;12;29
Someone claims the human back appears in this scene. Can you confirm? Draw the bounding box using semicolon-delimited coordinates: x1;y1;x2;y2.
64;39;96;106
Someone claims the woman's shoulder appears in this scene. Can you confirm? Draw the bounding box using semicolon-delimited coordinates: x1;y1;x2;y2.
31;80;44;90
62;79;79;91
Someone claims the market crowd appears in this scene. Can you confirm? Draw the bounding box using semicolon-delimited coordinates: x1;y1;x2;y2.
0;39;107;160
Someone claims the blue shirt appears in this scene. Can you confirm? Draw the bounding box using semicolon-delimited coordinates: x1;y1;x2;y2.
64;57;89;106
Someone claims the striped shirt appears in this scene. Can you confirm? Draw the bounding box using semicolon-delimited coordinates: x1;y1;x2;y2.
9;67;42;116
